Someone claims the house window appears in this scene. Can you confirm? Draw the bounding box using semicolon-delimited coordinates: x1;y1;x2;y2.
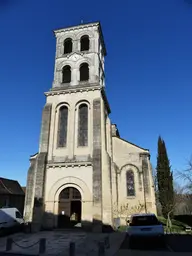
80;63;89;81
80;35;89;51
64;38;72;54
126;170;135;196
62;65;71;83
78;104;88;147
57;106;68;147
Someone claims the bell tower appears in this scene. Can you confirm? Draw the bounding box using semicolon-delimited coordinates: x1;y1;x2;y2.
24;22;113;232
52;22;106;89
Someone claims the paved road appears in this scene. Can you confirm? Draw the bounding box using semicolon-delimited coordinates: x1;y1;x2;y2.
166;234;192;252
118;234;192;252
119;234;169;251
0;254;37;256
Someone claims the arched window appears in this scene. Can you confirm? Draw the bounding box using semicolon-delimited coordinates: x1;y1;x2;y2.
126;170;135;196
78;104;88;147
57;106;68;147
80;63;89;81
64;38;72;54
59;187;81;200
80;35;89;51
62;65;71;83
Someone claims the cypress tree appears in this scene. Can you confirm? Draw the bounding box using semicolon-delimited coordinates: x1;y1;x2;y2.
156;136;174;218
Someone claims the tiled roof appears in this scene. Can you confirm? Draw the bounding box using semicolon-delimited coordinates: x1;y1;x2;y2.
0;177;25;195
22;187;26;194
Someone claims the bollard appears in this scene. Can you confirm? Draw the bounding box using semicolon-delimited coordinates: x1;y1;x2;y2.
104;236;110;249
6;238;13;251
69;242;75;256
39;238;46;254
98;241;105;256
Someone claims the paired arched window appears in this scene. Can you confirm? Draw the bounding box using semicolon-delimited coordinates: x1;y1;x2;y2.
126;170;135;196
80;63;89;81
63;35;89;54
57;106;68;147
80;35;89;51
64;38;72;54
62;65;71;83
78;104;88;147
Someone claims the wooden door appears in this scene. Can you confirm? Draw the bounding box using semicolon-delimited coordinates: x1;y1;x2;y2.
58;201;71;228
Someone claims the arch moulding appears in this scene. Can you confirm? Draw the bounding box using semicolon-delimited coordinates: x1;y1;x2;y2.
48;176;92;202
120;163;141;174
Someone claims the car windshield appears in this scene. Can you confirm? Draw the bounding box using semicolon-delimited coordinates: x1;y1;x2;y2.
131;215;159;226
15;211;23;219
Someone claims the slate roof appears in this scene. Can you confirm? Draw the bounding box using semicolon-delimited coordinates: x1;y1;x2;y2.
0;177;25;195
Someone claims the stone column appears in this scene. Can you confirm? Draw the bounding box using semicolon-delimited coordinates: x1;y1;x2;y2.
140;152;153;213
101;101;113;229
32;103;52;231
92;99;103;232
23;155;37;222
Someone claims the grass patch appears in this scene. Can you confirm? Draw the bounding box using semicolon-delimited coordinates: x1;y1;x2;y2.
157;216;188;232
117;226;127;232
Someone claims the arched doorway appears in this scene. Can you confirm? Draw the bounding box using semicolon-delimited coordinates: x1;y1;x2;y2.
58;187;82;228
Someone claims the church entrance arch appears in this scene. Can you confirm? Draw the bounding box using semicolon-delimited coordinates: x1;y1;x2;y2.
58;187;82;228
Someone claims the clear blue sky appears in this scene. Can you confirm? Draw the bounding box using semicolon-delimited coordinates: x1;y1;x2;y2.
0;0;192;186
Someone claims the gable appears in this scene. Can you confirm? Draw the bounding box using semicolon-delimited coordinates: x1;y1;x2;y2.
112;136;150;169
113;136;149;153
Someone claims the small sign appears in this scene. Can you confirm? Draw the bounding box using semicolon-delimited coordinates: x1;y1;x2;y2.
61;211;65;215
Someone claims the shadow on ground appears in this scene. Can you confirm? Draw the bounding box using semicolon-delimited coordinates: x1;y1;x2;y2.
120;234;168;251
166;234;192;252
119;234;192;252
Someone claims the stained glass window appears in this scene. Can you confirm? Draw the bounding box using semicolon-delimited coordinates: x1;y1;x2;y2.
126;170;135;196
57;106;68;147
80;63;89;81
78;104;88;147
62;65;71;83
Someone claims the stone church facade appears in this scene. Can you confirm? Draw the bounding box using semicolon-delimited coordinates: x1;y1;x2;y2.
24;22;156;232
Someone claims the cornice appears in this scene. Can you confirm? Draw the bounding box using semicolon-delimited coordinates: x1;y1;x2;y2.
45;86;111;115
45;85;102;96
47;161;92;168
53;22;100;34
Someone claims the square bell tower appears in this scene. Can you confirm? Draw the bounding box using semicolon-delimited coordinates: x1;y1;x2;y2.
52;22;106;89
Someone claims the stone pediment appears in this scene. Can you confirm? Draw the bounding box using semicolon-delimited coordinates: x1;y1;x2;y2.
67;51;84;61
56;52;85;71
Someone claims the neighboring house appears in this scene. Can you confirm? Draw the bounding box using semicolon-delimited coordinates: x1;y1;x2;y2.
24;21;156;232
0;177;25;214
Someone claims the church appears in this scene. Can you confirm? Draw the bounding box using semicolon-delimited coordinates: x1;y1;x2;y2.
24;22;156;232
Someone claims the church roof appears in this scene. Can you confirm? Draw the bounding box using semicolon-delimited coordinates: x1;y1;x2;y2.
53;21;107;56
0;177;25;195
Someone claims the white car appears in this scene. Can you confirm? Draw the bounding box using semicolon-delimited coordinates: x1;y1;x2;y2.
0;207;24;231
126;213;164;246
